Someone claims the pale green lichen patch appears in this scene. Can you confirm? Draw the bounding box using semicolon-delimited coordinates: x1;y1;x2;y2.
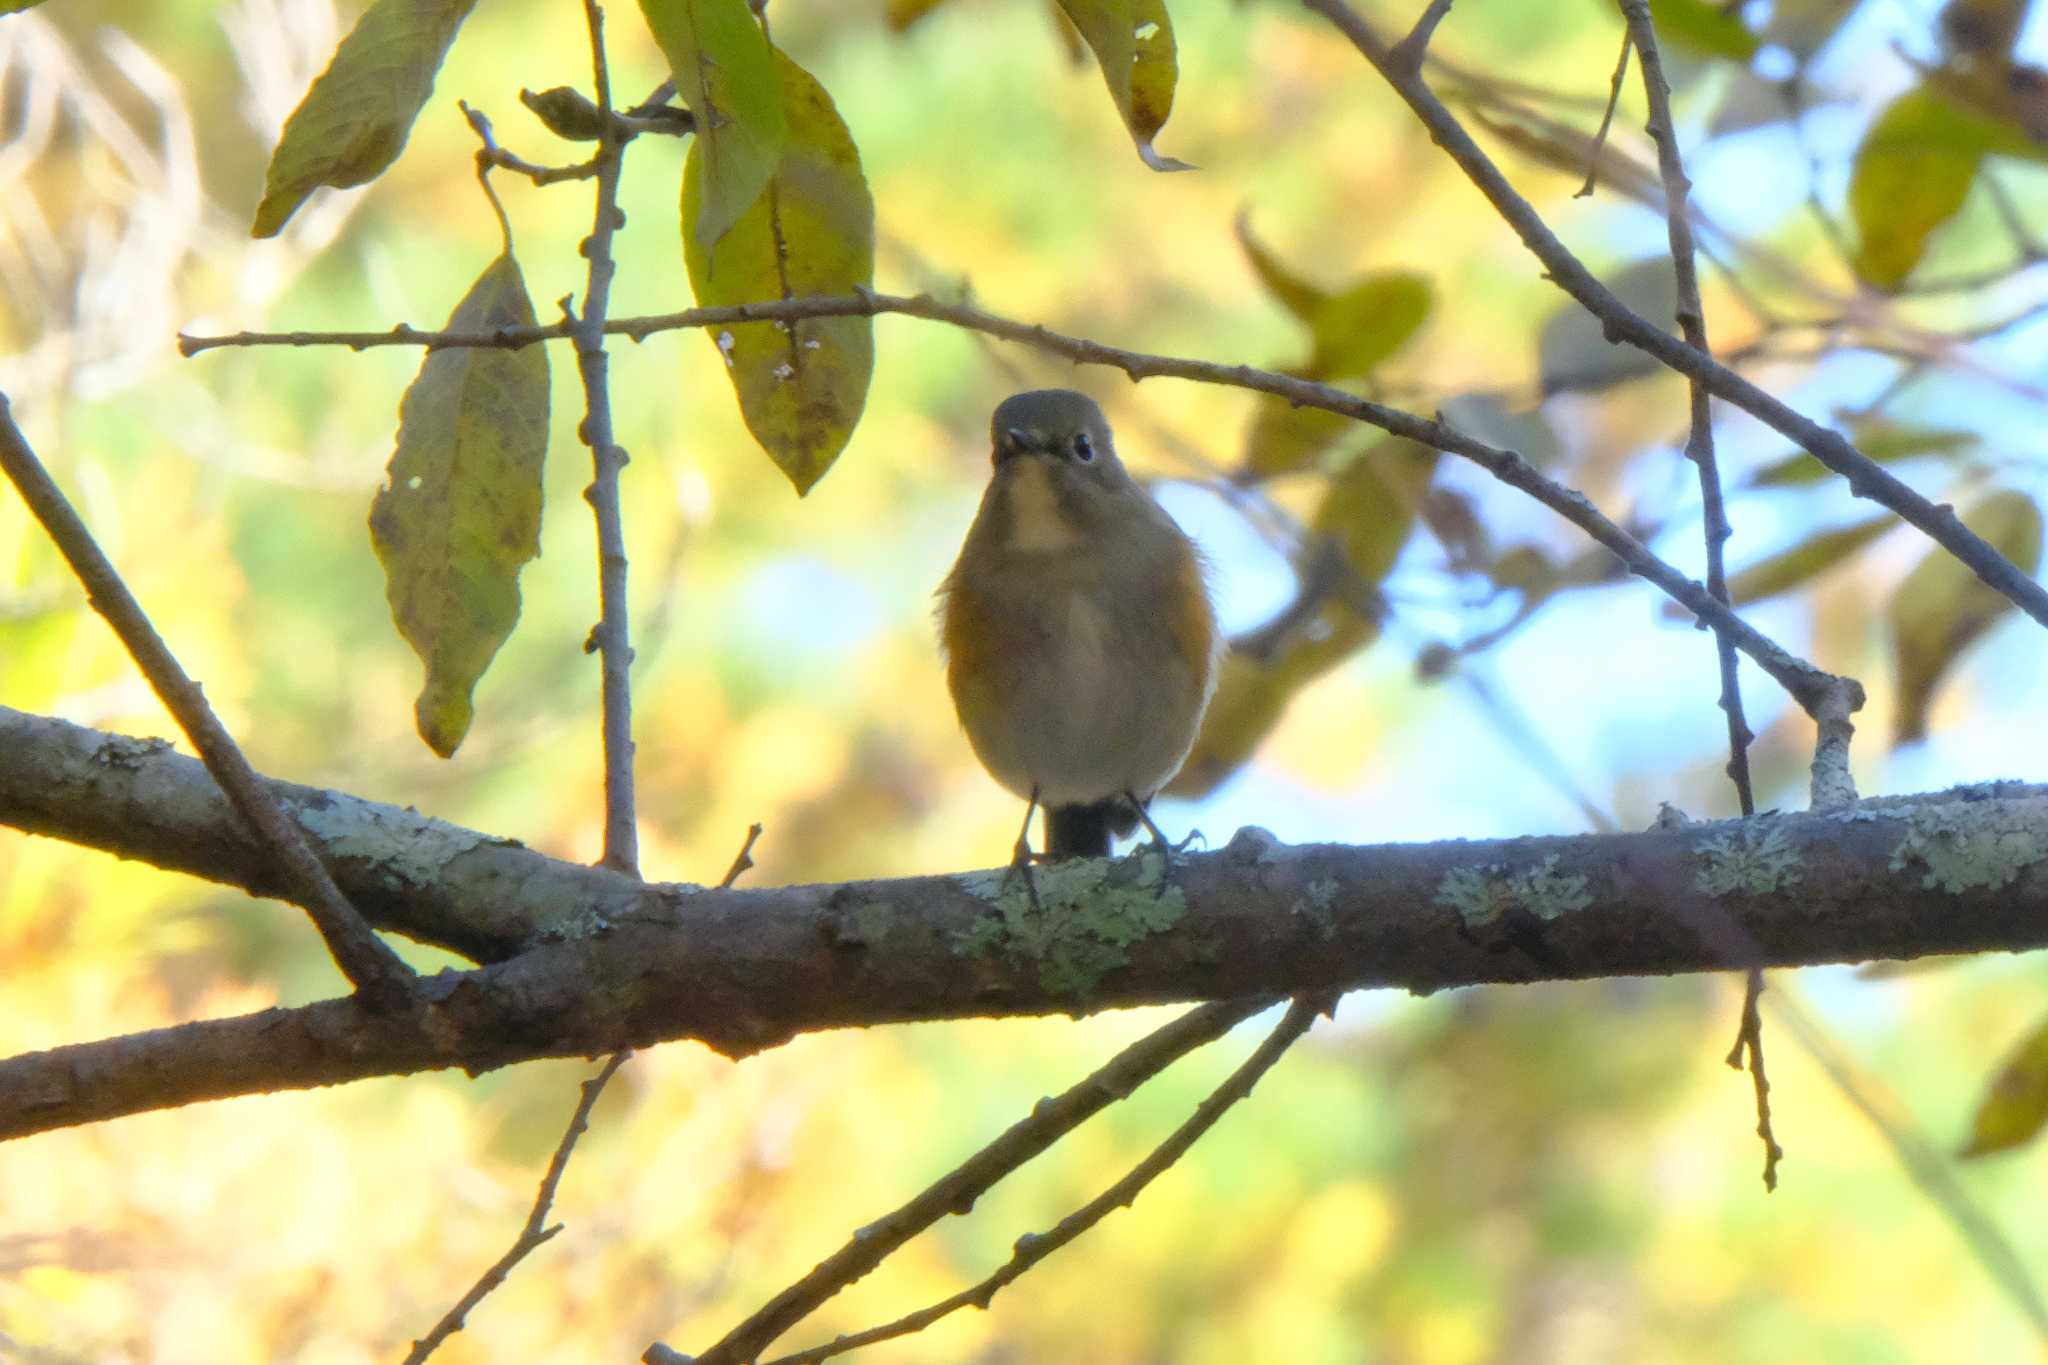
1435;855;1591;927
850;900;898;945
1294;877;1340;940
1695;822;1804;897
1890;801;2048;893
295;791;491;887
952;855;1187;997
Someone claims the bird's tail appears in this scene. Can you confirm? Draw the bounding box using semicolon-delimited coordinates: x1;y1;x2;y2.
1045;798;1140;859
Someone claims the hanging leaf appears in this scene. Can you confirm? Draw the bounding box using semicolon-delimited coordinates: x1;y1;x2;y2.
1848;87;2002;289
640;0;787;248
1537;258;1681;395
1054;0;1192;171
1963;1013;2048;1156
252;0;480;237
1708;514;1898;610
1235;212;1327;321
1649;0;1760;60
1889;489;2042;744
1750;422;1979;486
369;254;549;758
684;48;874;495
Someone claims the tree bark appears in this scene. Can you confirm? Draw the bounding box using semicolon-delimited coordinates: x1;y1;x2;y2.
4;704;2047;1141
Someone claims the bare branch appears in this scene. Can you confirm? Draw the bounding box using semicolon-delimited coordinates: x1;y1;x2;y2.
0;399;414;1004
1724;968;1782;1191
1619;0;1756;815
720;822;765;889
570;0;641;876
180;290;1855;721
1300;0;2048;634
403;1052;630;1362
1390;0;1455;70
677;999;1271;1365
748;997;1329;1365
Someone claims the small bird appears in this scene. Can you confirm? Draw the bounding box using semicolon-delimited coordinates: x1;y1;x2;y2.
939;389;1219;863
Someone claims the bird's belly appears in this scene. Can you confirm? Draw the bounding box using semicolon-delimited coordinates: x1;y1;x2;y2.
957;593;1202;806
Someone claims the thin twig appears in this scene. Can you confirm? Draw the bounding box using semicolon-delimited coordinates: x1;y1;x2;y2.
670;997;1273;1365
1723;967;1782;1190
1629;0;1772;1184
402;1051;631;1363
1301;0;2048;634
720;822;764;889
756;997;1330;1365
179;290;1854;720
570;0;641;876
460;98;604;186
1389;0;1454;70
1574;28;1631;198
0;397;414;1003
1621;1;1755;816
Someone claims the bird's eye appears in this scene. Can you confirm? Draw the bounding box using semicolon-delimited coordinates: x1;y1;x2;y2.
1072;432;1095;463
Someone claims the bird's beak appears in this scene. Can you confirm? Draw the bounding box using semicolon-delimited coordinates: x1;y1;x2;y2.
993;426;1033;466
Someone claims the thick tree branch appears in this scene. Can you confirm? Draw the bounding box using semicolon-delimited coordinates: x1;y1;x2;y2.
4;707;2047;1141
1302;0;2048;634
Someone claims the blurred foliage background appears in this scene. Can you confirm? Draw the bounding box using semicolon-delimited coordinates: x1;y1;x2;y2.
5;0;2048;1360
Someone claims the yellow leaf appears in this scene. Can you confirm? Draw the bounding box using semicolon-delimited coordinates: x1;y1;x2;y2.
368;254;548;757
252;0;479;237
640;0;788;248
683;48;875;495
1054;0;1191;171
1963;1013;2048;1156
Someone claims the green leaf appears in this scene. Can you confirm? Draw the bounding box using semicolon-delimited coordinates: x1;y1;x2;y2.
1537;258;1680;395
1234;212;1327;321
1750;422;1979;486
1722;514;1897;606
369;254;549;757
640;0;787;248
1240;390;1360;480
1306;271;1434;381
1963;1013;2048;1157
1889;489;2043;744
1849;87;2000;289
0;0;50;11
1650;0;1760;60
683;48;875;495
1054;0;1192;171
251;0;479;238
